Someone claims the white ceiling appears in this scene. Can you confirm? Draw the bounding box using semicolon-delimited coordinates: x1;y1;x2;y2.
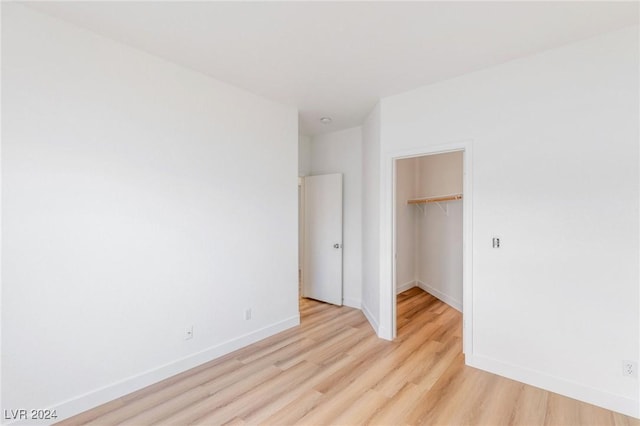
26;1;639;136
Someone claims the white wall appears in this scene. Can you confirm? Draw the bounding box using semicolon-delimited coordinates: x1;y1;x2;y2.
394;158;416;292
415;152;463;198
414;152;463;310
310;127;362;308
298;134;311;177
2;4;299;421
298;134;311;272
361;105;381;331
378;26;639;415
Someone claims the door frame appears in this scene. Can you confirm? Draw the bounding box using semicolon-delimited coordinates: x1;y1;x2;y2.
298;176;305;297
380;140;473;355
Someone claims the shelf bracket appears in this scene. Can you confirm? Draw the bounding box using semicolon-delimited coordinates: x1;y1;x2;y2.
435;202;449;216
414;202;448;216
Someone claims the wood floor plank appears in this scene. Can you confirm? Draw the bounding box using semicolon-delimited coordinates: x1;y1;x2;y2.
409;338;460;390
421;361;497;425
403;352;468;424
258;389;325;425
473;376;525;425
183;361;319;425
58;289;640;426
331;388;389;425
241;353;356;424
614;412;640;426
275;326;362;369
544;392;582;426
511;384;549;426
144;365;282;425
105;360;246;424
236;337;317;370
366;381;426;425
373;339;443;397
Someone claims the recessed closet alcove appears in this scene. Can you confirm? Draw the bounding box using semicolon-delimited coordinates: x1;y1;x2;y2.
395;151;463;313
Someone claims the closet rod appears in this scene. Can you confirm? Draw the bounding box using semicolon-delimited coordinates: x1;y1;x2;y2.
407;194;462;205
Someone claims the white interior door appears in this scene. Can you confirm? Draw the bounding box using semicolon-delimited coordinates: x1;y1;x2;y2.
303;173;343;305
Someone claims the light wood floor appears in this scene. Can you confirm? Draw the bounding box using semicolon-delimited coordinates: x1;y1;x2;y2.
59;287;639;425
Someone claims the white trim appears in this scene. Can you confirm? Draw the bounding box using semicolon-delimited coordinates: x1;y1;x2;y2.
396;280;417;294
461;143;473;355
381;140;473;350
378;324;392;341
416;280;462;312
361;302;379;335
40;315;300;425
342;297;362;309
467;354;640;419
298;176;306;300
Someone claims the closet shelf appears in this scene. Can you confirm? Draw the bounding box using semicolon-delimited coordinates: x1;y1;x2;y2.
407;194;462;205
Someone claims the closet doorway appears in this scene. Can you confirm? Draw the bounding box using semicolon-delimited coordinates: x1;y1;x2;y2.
393;148;469;351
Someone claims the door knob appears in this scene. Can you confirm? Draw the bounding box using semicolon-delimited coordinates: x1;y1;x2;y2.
333;243;341;249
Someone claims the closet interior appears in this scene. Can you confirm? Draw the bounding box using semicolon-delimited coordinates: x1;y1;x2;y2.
395;151;463;312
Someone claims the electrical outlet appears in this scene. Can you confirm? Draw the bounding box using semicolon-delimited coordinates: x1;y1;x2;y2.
245;308;252;320
622;360;637;378
492;237;500;248
184;325;194;340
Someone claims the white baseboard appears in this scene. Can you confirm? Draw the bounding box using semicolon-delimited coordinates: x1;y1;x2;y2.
377;324;393;341
40;315;301;425
361;302;379;335
466;354;639;419
396;280;416;294
417;280;462;312
342;297;361;309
